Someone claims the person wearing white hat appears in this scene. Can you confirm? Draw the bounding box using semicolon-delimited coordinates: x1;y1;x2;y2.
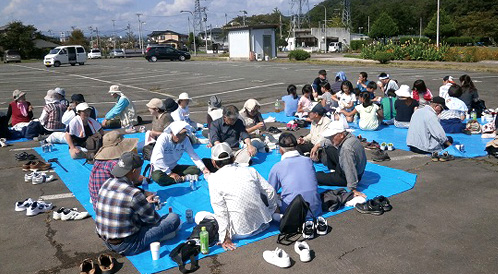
171;92;201;130
103;85;138;128
65;102;103;159
39;89;68;133
7;89;33;127
206;142;277;251
150;121;209;186
439;85;467;133
393;85;419;128
316;121;367;198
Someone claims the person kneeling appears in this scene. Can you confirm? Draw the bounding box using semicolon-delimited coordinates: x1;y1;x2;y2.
150;121;209;186
96;152;180;255
65;103;104;159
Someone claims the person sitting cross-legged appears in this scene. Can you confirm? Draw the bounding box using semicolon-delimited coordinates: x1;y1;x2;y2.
150;121;209;186
96;152;180;256
296;103;331;160
316;121;367;198
268;133;322;217
65;103;104;159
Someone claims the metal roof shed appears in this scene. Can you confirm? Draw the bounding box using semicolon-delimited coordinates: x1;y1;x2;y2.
225;25;277;61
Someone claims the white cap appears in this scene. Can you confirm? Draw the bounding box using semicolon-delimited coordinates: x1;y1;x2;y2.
108;85;122;94
76;102;91;112
177;92;192;102
322;121;346;138
211;142;233;161
395;85;411;98
194;211;216;225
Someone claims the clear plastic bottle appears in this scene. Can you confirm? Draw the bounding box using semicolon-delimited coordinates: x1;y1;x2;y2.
471;109;477;120
200;226;209;254
142;177;149;191
274;99;281;112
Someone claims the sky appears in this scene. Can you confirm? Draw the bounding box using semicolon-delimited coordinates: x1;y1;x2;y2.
0;0;323;38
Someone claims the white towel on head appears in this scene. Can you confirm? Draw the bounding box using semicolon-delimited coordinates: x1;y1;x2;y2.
163;121;193;135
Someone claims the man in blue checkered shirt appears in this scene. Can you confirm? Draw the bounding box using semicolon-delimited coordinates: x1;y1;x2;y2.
95;152;180;255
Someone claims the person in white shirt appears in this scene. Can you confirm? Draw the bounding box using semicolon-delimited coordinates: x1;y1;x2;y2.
206;142;277;251
438;75;455;99
378;72;399;96
150;121;209;186
336;80;356;122
171;92;202;130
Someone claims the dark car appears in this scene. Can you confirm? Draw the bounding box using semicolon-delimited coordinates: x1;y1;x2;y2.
145;46;191;62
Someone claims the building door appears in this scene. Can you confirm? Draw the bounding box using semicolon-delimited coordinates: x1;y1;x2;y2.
263;35;272;59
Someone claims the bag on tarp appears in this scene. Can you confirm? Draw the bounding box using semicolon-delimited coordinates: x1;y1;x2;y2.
277;194;313;245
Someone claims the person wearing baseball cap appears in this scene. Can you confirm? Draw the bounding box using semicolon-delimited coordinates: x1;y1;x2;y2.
146;98;174;143
103;85;138;129
7;89;33;126
206;142;277;251
317;121;367;198
95;151;180;255
65;102;104;159
296;103;331;161
407;96;453;154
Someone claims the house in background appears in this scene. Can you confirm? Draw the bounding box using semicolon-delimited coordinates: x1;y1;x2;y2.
226;25;277;61
285;27;351;52
198;27;228;52
147;30;188;49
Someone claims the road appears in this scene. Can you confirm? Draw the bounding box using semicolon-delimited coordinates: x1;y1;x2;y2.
0;59;497;274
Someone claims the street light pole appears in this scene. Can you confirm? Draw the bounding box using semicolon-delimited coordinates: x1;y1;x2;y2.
315;4;327;53
436;0;440;48
136;13;143;54
181;10;196;56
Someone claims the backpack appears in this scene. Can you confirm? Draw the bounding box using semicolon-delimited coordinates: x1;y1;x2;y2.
142;143;155;161
84;134;103;165
277;194;313;245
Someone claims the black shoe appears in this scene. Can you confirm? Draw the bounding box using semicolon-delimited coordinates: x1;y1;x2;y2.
373;196;392;212
355;200;384;216
372;149;390;162
268;126;281;134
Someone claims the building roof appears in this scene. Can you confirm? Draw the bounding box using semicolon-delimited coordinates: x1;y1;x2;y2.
224;24;278;31
148;30;188;37
33;39;60;49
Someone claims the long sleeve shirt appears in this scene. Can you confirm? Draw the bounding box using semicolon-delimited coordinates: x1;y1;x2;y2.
406;106;448;152
207;164;277;242
209;118;250;149
337;132;367;190
150;132;205;174
303;115;331;145
105;95;129;120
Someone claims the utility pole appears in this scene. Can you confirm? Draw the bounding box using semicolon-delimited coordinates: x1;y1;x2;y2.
225;13;228;26
88;26;93;47
419;17;422;38
436;0;440;48
136;13;143;54
240;10;247;26
367;16;370;34
279;14;282;38
203;7;208;53
181;10;197;56
96;27;100;49
315;4;327;52
112;19;116;49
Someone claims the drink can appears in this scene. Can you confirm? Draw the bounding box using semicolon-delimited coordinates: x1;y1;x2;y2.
153;196;162;210
186;209;194;223
459;144;465;152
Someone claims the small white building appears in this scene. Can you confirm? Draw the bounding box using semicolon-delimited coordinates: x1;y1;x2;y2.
226;25;277;61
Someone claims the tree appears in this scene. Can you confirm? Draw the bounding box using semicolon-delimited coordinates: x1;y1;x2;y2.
368;13;399;40
457;11;498;41
187;32;201;50
66;29;89;48
424;10;456;38
0;21;37;58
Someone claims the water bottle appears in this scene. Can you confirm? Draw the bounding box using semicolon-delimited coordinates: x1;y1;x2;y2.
353;114;359;126
199;226;209;254
471;109;477;120
274;99;281;112
142;177;149;191
189;178;196;191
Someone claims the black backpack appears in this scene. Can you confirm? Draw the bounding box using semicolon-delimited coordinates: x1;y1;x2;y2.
277;194;314;245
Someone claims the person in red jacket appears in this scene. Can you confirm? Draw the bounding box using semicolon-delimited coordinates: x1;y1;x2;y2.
7;89;33;126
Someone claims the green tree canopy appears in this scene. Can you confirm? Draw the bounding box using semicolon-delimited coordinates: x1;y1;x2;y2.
368;12;399;39
66;29;89;48
424;10;456;38
0;21;37;58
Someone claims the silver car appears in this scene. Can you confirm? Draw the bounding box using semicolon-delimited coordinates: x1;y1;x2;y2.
110;49;126;58
3;50;21;63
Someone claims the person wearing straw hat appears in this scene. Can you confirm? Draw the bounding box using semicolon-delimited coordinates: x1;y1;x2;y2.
102;85;138;129
7;89;33;127
95;151;180;255
150;121;209;186
65;102;103;159
171;92;202;130
145;98;175;144
394;85;419;128
39;89;67;133
89;130;138;208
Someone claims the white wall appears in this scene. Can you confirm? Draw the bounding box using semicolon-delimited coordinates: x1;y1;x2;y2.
228;30;250;59
251;28;276;59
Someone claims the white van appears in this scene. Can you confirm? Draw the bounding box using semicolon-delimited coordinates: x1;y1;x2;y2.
328;42;342;53
44;45;87;67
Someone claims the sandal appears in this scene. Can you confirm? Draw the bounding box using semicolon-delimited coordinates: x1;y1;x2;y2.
15;152;28;161
431;152;440;162
439;151;455;162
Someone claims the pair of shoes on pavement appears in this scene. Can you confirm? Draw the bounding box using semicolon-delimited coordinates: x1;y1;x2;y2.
380;142;395;151
302;216;329;240
15;198;54;216
355;196;392;216
25;171;55;184
22;161;52;171
80;254;115;274
15;152;37;161
364;140;380;150
53;207;89;221
431;151;455;162
372;149;391;162
263;241;313;268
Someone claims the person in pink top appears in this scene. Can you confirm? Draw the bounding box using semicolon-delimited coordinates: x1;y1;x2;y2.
7;89;33;126
412;79;433;107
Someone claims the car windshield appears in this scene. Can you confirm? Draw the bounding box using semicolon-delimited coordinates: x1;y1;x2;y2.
92;50;101;53
7;50;20;55
49;49;59;54
115;50;123;53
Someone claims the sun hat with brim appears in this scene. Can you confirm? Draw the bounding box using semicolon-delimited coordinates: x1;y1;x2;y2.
208;95;222;108
146;98;164;110
322;121;346;138
211;142;233;161
75;102;91;112
44;89;58;103
13;89;26;100
95;131;139;160
395;85;411;98
432;96;448;110
177;92;192;102
54;87;65;97
111;151;143;177
243;99;261;112
108;85;122;94
164;97;179;112
445;97;468;112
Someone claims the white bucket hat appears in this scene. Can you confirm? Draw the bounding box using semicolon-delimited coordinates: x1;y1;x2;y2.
395;85;412;98
44;89;58;103
108;85;122;94
75;102;91;112
177;92;192;102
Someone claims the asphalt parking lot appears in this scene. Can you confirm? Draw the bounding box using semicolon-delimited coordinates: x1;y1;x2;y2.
1;59;498;274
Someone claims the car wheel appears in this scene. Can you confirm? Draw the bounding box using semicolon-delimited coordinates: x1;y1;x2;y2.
179;55;186;61
54;61;61;67
79;62;84;65
70;63;76;66
151;56;158;62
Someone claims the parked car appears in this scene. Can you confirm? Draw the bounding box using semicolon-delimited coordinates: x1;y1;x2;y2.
44;45;86;67
3;50;21;63
87;49;102;59
145;46;191;62
110;49;125;58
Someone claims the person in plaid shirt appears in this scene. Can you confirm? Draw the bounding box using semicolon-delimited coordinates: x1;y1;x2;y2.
88;130;138;209
95;152;180;255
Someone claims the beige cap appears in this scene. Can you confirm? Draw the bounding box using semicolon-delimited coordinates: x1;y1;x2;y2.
146;98;164;110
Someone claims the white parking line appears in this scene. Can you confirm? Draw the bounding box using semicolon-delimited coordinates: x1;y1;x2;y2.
191;82;285;99
160;78;245;90
39;193;75;200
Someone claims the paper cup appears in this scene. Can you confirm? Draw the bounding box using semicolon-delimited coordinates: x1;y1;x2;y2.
150;242;160;260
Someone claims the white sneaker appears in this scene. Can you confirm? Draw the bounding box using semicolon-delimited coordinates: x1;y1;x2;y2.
263;248;291;268
24;171;39;183
294;241;311;262
302;220;315;239
32;173;55;185
26;201;54;216
60;208;89;221
0;138;7;147
316;216;328;236
15;198;34;211
52;207;67;220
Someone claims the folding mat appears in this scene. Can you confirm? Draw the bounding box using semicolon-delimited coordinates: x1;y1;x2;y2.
33;131;417;274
